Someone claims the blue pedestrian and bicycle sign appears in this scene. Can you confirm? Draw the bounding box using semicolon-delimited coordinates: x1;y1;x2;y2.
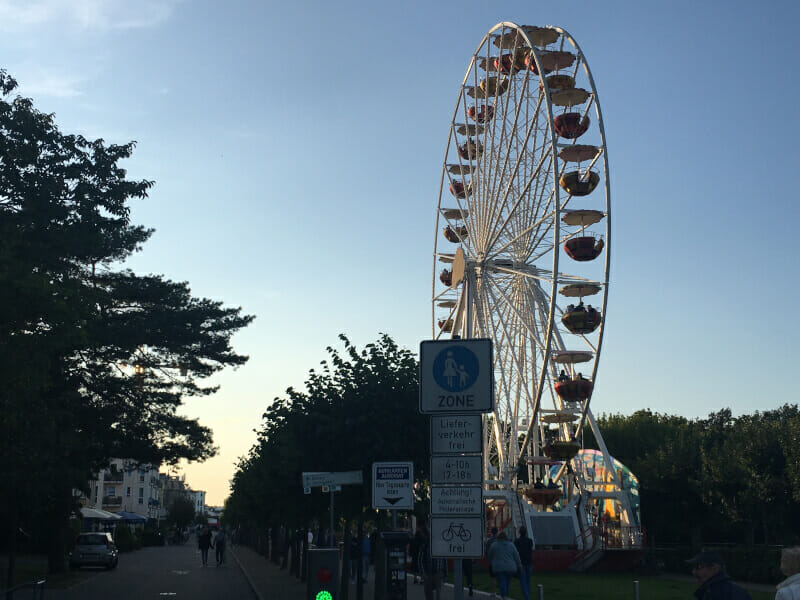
419;339;493;414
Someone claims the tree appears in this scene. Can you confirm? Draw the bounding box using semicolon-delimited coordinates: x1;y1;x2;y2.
167;497;196;531
0;69;253;581
226;334;428;540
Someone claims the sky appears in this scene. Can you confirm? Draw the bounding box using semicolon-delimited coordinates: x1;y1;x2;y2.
2;0;799;505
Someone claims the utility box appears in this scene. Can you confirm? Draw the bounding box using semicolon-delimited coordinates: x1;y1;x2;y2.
375;531;411;600
307;548;339;600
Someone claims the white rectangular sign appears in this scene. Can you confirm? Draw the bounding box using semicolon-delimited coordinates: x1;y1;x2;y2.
430;486;483;516
430;415;482;454
419;339;494;414
430;516;484;558
302;470;363;489
430;455;482;485
372;462;414;510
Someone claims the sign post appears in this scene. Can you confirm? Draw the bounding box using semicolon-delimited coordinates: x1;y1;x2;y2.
301;471;363;547
419;338;494;600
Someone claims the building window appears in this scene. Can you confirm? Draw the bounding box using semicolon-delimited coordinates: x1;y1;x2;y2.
139;488;144;498
139;474;144;482
126;487;131;497
138;497;143;505
106;487;115;497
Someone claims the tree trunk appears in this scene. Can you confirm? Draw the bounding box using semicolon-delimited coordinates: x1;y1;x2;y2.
6;502;18;593
46;495;70;574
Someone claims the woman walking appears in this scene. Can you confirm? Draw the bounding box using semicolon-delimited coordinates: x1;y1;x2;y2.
487;531;523;600
197;526;214;567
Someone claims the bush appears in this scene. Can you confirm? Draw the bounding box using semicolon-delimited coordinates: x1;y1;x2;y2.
141;527;164;547
114;524;136;552
648;545;784;584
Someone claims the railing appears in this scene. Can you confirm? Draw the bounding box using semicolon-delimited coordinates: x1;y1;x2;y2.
597;524;645;549
103;496;122;506
102;471;123;482
3;578;45;600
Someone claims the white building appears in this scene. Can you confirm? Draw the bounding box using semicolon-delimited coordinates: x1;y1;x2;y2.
187;489;206;516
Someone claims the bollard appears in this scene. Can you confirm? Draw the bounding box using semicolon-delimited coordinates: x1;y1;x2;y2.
634;580;639;600
538;583;544;600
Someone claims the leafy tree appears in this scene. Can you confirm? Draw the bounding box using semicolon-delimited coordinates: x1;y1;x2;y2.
0;69;253;582
167;496;196;531
226;334;428;539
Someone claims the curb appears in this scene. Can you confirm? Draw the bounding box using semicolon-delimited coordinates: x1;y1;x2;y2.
231;547;265;600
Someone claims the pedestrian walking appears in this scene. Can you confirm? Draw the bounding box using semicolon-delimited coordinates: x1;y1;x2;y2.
214;528;226;565
485;527;499;597
514;527;533;600
349;530;361;583
776;547;800;600
197;526;213;567
361;530;371;582
686;551;751;600
488;531;523;600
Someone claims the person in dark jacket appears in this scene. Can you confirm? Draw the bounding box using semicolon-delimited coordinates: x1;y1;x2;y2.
197;527;214;567
687;551;752;600
514;526;534;600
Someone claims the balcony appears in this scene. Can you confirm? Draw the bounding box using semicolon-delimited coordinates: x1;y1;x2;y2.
103;496;122;507
102;471;123;483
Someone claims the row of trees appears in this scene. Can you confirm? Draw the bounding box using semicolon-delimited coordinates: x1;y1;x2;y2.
0;70;253;586
227;334;800;553
225;334;430;536
590;406;800;547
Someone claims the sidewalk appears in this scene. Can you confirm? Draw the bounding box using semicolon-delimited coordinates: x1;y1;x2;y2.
231;545;489;600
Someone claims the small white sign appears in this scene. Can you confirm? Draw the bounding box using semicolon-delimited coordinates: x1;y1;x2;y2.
430;486;483;516
419;339;493;414
430;516;484;558
430;415;482;454
430;455;482;485
372;462;414;510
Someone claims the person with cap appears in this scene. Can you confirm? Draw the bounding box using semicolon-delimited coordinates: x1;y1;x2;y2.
776;546;800;600
686;550;752;600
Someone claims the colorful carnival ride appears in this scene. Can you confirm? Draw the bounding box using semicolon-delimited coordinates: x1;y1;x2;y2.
431;22;643;570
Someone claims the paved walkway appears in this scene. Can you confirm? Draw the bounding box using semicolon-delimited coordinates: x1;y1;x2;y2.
230;545;489;600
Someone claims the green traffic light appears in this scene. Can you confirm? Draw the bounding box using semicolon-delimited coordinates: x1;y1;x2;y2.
315;591;333;600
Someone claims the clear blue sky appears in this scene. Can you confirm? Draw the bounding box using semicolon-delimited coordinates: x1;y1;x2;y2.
3;0;799;504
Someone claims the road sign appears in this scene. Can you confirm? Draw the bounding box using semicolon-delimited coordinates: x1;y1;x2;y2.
372;462;414;510
302;470;363;489
430;516;484;558
419;339;493;414
430;485;483;516
430;455;482;485
430;415;482;454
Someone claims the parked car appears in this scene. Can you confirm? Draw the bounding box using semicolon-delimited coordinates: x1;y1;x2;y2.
69;532;119;570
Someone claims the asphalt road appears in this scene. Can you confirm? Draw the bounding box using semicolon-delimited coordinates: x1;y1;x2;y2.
48;540;256;600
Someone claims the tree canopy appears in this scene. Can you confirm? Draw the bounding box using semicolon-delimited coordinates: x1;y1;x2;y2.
225;334;428;532
0;69;254;576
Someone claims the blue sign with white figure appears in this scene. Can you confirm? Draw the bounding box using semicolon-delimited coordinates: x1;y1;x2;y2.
433;346;479;393
419;339;493;414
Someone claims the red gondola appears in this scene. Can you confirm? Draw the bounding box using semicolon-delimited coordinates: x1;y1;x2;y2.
544;440;582;460
522;487;562;506
439;269;452;287
554;112;590;139
564;236;604;261
554;378;593;403
468;104;495;123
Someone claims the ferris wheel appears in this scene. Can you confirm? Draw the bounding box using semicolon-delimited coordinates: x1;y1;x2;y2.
432;22;632;531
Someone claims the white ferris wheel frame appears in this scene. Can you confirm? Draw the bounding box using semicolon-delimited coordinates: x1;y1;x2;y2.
431;22;625;497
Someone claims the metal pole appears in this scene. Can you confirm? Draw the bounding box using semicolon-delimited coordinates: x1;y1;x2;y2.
391;509;397;530
538;583;544;600
454;559;463;600
330;490;335;548
634;580;639;600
